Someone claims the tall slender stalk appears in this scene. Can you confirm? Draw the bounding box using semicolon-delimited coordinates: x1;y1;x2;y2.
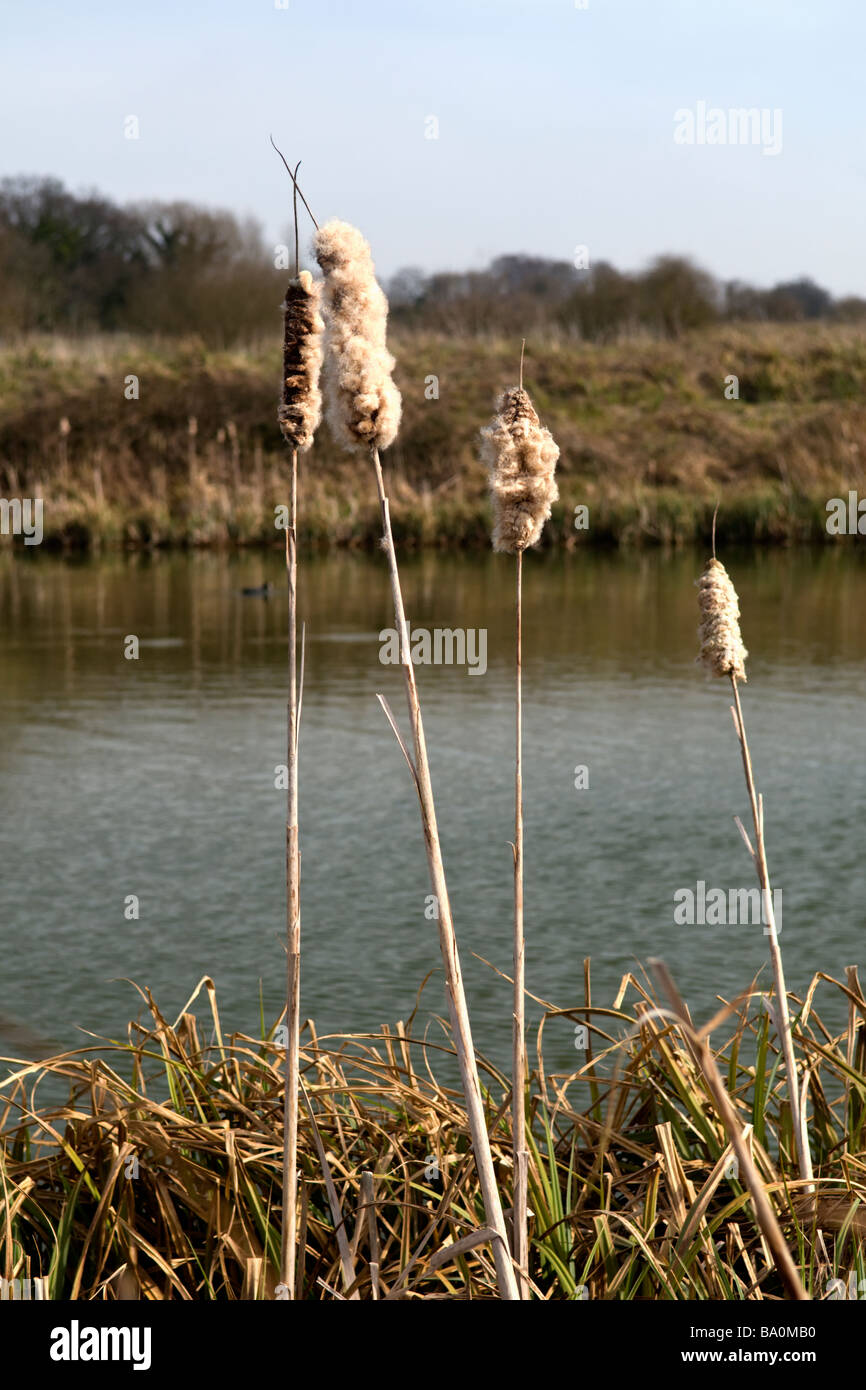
697;533;813;1190
280;162;303;1300
275;159;323;1296
311;214;516;1297
371;446;520;1302
729;677;813;1188
480;350;560;1297
281;443;301;1295
512;548;529;1297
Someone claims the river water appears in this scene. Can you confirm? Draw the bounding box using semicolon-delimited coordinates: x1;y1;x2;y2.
0;546;864;1079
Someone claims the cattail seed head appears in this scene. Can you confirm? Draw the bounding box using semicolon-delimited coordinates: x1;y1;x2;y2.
480;386;560;553
697;557;748;683
313;219;402;454
278;269;324;453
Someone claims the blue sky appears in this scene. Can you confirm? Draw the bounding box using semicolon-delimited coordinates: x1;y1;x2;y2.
3;0;864;292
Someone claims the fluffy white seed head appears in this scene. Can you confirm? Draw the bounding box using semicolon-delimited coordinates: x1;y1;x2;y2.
480;386;560;553
314;219;402;453
697;557;748;683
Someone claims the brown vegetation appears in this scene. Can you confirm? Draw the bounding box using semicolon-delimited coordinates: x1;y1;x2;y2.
1;324;865;550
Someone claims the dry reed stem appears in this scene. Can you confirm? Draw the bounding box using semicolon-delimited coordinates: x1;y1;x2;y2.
697;551;812;1188
300;1078;359;1298
481;386;559;554
312;218;515;1295
281;444;301;1295
482;367;560;1296
359;1171;381;1299
649;959;808;1301
511;548;529;1297
278;159;323;1295
729;676;814;1189
371;445;519;1301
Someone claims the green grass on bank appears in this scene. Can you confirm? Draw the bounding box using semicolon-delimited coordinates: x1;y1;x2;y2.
1;324;865;549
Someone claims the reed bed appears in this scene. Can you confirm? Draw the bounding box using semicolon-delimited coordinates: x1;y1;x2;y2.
1;969;864;1300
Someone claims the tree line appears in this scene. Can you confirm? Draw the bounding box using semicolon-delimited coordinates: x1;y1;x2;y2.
0;176;281;343
2;175;863;345
389;255;866;338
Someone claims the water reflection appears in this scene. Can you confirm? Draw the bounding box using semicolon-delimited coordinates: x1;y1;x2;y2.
0;546;864;1077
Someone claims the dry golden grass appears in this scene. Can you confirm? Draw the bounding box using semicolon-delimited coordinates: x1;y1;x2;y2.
2;324;865;549
2;966;864;1299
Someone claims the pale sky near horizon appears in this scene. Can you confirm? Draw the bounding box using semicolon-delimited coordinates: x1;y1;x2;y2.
1;0;864;293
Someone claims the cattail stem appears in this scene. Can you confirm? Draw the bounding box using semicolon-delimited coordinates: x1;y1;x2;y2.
281;446;302;1295
480;360;558;1297
729;675;813;1190
371;446;519;1302
276;185;322;1301
512;549;529;1297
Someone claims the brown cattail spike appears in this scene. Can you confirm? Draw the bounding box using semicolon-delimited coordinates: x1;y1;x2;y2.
480;386;560;553
278;269;324;453
697;557;748;683
313;220;402;454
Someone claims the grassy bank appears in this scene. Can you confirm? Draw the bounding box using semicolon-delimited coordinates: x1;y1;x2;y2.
1;325;865;549
1;969;863;1299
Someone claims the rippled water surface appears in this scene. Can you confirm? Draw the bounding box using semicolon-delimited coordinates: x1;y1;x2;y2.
1;547;864;1075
